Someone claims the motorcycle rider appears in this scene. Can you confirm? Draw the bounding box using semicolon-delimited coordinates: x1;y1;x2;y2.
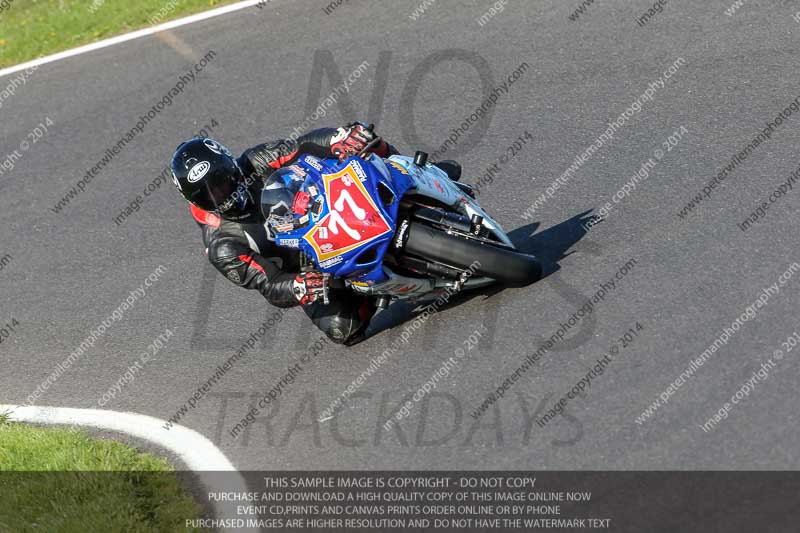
171;122;462;346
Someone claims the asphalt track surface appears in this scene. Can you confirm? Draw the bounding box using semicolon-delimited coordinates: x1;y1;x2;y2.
2;0;800;474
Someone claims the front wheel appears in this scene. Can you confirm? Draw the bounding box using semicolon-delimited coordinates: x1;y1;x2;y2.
401;222;542;287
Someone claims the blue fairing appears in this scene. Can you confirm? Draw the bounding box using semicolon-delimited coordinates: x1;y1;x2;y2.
272;154;415;284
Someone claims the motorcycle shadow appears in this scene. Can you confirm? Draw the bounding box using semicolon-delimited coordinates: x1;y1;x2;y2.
364;209;597;340
508;209;598;278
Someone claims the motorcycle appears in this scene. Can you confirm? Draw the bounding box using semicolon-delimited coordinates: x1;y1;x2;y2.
260;138;542;308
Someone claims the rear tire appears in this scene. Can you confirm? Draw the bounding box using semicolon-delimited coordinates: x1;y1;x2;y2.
402;222;542;287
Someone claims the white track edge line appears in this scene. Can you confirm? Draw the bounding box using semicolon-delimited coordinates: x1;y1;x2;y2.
0;0;262;79
2;403;236;470
1;403;249;530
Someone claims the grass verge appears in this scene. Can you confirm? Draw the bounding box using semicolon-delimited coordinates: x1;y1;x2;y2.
0;416;207;532
0;0;240;68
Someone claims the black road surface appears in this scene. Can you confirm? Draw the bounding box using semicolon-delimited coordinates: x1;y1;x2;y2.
2;0;799;475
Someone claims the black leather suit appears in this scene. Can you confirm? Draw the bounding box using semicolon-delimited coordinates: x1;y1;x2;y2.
192;127;381;344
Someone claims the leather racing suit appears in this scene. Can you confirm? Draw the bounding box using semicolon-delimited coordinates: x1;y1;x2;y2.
191;127;393;345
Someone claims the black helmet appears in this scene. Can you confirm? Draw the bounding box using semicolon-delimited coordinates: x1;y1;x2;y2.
171;138;259;222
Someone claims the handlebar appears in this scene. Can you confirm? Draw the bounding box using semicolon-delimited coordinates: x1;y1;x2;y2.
357;136;383;158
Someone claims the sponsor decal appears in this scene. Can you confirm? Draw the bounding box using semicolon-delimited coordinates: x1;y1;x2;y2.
384;282;418;294
320;243;334;252
188;161;210;183
388;161;409;175
394;219;409;249
351;161;368;182
394;285;416;293
288;164;307;180
433;179;444;193
281;238;300;249
320;256;344;269
303;155;323;171
203;139;231;156
227;270;241;283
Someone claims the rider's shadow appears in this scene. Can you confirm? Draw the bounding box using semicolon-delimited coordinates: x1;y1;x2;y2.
364;209;598;340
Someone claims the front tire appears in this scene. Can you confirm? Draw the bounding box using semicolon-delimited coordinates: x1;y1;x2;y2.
402;222;542;287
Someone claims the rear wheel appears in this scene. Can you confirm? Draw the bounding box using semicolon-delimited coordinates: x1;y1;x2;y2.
401;222;542;287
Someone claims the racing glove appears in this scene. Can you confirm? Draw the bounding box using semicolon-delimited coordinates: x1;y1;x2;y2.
329;122;389;160
293;272;327;305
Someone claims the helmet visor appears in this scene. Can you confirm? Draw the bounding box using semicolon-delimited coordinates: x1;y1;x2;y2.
201;166;254;219
207;178;239;212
